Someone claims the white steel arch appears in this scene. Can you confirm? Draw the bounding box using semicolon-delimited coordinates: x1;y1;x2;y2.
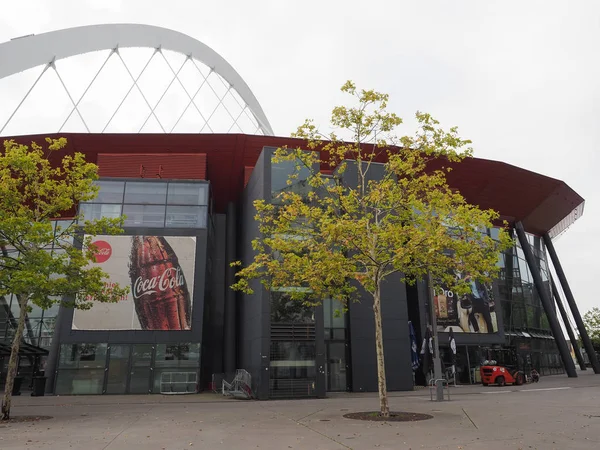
0;23;274;135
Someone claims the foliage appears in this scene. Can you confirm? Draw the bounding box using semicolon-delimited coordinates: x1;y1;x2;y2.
231;81;513;415
0;138;128;420
583;307;600;349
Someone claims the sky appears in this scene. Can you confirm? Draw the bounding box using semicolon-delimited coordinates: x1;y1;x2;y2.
0;1;599;321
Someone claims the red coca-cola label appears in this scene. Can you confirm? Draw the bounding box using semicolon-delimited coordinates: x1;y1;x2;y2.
92;240;112;263
133;267;186;299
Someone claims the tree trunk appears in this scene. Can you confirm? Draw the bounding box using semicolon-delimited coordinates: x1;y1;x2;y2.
1;293;28;421
373;284;390;417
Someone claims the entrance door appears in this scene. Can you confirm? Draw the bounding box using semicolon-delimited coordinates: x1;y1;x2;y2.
105;345;131;394
325;341;348;391
129;344;153;394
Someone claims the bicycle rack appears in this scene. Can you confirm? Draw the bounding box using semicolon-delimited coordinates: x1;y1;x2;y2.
429;378;451;401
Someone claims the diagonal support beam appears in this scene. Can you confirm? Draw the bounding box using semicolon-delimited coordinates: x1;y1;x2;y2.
213;72;260;130
515;222;577;377
102;48;158;133
52;61;91;132
543;233;600;373
59;48;116;132
227;105;247;133
551;276;587;371
0;63;51;134
116;48;165;133
138;50;188;132
197;68;240;127
169;68;212;133
163;54;213;133
199;85;232;133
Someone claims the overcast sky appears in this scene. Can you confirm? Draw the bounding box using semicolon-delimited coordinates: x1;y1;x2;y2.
0;1;598;320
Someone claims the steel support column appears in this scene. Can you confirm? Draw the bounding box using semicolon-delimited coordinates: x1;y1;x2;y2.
515;222;577;377
551;276;587;370
223;202;237;376
543;234;600;374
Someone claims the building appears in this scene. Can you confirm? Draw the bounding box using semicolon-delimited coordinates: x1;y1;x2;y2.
0;132;594;398
1;25;598;398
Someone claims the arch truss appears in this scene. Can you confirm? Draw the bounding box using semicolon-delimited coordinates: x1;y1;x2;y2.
0;24;274;136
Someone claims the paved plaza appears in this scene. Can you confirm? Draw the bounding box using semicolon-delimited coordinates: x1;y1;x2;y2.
1;371;599;449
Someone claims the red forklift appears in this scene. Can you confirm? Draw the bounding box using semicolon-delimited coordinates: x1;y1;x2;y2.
479;347;526;387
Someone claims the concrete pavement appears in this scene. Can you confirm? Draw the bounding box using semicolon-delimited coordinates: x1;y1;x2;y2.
1;370;599;449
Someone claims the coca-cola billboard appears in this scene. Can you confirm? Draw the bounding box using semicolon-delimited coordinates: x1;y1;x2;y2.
72;235;196;330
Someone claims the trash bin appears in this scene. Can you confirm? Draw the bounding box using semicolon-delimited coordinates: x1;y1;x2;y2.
31;377;47;397
11;376;23;396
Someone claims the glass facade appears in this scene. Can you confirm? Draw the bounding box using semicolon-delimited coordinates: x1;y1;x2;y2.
270;156;312;204
80;180;209;229
0;220;72;351
438;229;566;382
55;343;200;395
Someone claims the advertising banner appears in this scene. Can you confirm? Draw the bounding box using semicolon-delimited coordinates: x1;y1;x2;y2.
72;235;196;331
434;272;498;334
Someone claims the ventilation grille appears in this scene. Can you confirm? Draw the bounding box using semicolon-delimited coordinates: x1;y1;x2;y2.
270;323;316;341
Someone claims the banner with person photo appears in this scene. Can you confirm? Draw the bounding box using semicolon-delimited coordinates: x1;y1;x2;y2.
433;270;498;334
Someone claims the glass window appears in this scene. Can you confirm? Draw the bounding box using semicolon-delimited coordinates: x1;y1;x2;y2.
129;344;153;394
58;343;108;369
155;343;200;368
95;180;125;203
270;341;316;379
324;298;346;329
518;257;531;283
124;181;167;204
165;205;207;228
489;227;501;241
9;294;19;318
132;344;154;366
123;204;165;228
38;318;56;349
527;305;541;329
167;183;208;205
106;344;131;394
271;292;314;323
79;203;122;221
522;282;534;305
52;222;74;247
56;368;104;395
271;157;312;203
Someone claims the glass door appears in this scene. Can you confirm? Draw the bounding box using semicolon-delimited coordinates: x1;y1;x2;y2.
129;344;154;394
106;345;131;394
325;342;348;391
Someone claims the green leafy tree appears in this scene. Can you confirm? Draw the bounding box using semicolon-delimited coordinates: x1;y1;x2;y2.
232;82;512;416
583;307;600;350
0;138;127;420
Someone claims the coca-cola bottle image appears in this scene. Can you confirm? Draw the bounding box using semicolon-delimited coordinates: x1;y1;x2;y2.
128;236;192;330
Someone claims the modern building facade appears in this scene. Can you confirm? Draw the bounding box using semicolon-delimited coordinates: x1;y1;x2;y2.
0;132;596;398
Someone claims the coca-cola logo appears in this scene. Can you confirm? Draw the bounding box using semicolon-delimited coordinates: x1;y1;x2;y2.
133;267;185;299
92;240;112;263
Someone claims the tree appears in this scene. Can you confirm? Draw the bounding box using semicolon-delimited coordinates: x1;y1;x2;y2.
583;307;600;350
0;138;128;420
231;82;512;416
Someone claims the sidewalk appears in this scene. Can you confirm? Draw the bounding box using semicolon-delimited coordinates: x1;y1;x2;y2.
1;369;598;449
7;368;597;409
